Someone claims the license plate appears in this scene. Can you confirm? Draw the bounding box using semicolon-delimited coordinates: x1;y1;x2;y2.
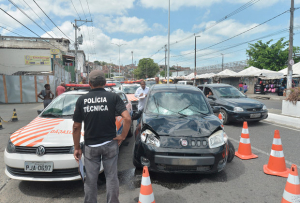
250;113;261;118
24;162;53;172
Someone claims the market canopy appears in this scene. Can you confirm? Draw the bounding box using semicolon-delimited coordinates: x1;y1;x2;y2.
195;73;216;79
279;62;300;75
215;69;237;77
235;66;283;78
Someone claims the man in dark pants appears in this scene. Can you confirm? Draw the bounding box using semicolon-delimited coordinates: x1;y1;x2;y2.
72;70;131;203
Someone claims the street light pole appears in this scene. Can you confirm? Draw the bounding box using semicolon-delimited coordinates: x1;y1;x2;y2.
167;0;170;85
194;35;200;86
221;53;224;71
111;43;126;76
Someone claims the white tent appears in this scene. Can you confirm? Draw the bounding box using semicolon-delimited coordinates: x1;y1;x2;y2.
196;73;216;79
235;66;283;78
279;62;300;75
216;69;237;77
183;73;195;80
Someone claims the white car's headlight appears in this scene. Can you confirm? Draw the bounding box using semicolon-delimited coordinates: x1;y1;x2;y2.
262;105;267;110
141;129;160;147
209;130;226;148
6;139;16;153
234;107;244;112
69;142;84;154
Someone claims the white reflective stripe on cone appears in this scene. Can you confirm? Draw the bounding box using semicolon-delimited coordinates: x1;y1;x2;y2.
239;138;250;144
273;138;282;145
242;128;249;134
139;193;155;203
270;150;284;158
287;174;300;185
282;190;300;203
141;176;151;186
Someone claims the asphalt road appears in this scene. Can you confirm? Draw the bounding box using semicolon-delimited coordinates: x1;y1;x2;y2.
255;99;282;110
0;103;299;203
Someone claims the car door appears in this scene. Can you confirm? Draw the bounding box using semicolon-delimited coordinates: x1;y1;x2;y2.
204;87;216;106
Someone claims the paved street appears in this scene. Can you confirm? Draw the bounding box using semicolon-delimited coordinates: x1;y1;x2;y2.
0;103;299;202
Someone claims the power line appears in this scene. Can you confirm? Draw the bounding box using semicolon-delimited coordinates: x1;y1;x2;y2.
86;0;96;54
22;0;58;37
9;0;54;38
171;9;289;59
71;0;81;19
0;25;22;36
33;0;74;42
79;0;88;19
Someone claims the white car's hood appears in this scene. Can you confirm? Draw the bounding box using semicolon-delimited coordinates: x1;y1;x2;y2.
10;117;84;147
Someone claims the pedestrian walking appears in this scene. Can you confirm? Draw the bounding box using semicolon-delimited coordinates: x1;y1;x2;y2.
37;84;54;108
243;83;248;93
238;82;243;91
72;70;131;203
56;82;66;96
133;80;149;121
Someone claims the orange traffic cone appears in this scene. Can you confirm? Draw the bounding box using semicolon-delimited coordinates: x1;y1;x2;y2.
282;164;300;202
235;121;258;160
218;113;224;128
264;130;290;178
138;166;155;203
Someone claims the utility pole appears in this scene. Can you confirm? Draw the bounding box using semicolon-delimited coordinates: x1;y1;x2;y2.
177;63;178;76
167;0;170;84
287;0;294;95
131;51;133;80
164;44;167;78
194;35;200;86
221;53;224;71
73;19;92;83
111;43;126;76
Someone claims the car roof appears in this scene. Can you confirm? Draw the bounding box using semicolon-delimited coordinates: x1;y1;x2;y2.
151;84;200;92
198;83;231;87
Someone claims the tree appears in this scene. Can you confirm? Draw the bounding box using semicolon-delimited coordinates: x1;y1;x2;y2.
133;58;159;79
105;73;113;78
246;38;300;71
160;70;171;77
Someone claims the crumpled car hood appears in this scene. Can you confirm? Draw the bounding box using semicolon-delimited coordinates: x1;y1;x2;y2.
143;114;221;137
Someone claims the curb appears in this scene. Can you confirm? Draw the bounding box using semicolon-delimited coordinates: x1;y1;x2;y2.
266;113;300;129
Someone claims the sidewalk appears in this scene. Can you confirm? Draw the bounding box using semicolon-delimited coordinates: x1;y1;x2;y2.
266;109;300;129
247;93;285;101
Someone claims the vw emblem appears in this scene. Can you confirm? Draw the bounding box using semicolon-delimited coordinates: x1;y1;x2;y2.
180;139;188;147
36;146;45;156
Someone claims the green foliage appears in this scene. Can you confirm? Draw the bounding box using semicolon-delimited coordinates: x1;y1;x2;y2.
160;70;171;77
94;61;109;66
133;58;159;79
246;38;300;71
105;73;114;78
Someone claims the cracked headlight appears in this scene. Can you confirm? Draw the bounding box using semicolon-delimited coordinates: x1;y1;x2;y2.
234;107;244;112
209;130;226;148
141;129;160;147
6;139;16;153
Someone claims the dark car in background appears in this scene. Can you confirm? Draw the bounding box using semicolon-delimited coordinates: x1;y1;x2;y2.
198;84;268;124
133;84;235;174
120;84;140;113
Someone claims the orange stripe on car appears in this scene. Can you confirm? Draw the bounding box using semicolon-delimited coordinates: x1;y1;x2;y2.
26;138;44;147
15;132;49;146
12;127;54;143
14;122;62;136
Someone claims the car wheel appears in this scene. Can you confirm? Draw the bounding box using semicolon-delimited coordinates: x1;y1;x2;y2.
127;122;134;138
133;156;143;169
227;139;235;163
220;109;229;125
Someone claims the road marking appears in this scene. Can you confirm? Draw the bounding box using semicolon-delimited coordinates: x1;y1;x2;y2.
262;121;300;132
230;138;299;168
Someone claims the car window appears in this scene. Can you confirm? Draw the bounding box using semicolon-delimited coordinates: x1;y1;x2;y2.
123;85;139;94
213;86;245;98
107;81;121;87
198;86;204;91
146;91;210;116
117;93;128;103
41;94;81;117
146;81;156;87
204;87;214;97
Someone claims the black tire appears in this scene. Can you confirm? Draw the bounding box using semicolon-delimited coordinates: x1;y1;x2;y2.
133;157;143;169
127;122;134;138
227;139;235;163
220;109;229;125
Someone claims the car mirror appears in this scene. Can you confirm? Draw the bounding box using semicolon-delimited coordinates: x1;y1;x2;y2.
212;106;221;114
208;95;216;100
37;110;42;115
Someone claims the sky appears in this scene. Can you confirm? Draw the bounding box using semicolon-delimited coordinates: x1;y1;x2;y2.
0;0;300;70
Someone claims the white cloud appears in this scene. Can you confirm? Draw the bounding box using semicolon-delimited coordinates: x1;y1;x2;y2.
105;16;150;34
139;0;283;10
152;23;167;32
203;9;210;19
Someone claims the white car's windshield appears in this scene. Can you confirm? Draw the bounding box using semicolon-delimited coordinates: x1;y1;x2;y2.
123;85;139;94
146;91;210;116
213;86;245;98
41;94;81;117
107;81;121;88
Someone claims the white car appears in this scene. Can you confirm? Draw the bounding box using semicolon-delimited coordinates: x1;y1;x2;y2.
4;85;133;181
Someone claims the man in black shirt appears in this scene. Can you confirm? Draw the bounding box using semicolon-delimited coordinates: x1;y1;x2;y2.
72;70;131;203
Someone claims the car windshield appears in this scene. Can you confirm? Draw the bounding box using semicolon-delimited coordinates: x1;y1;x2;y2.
146;91;210;116
123;85;139;94
107;81;121;88
146;81;156;87
41;94;81;117
213;86;245;98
